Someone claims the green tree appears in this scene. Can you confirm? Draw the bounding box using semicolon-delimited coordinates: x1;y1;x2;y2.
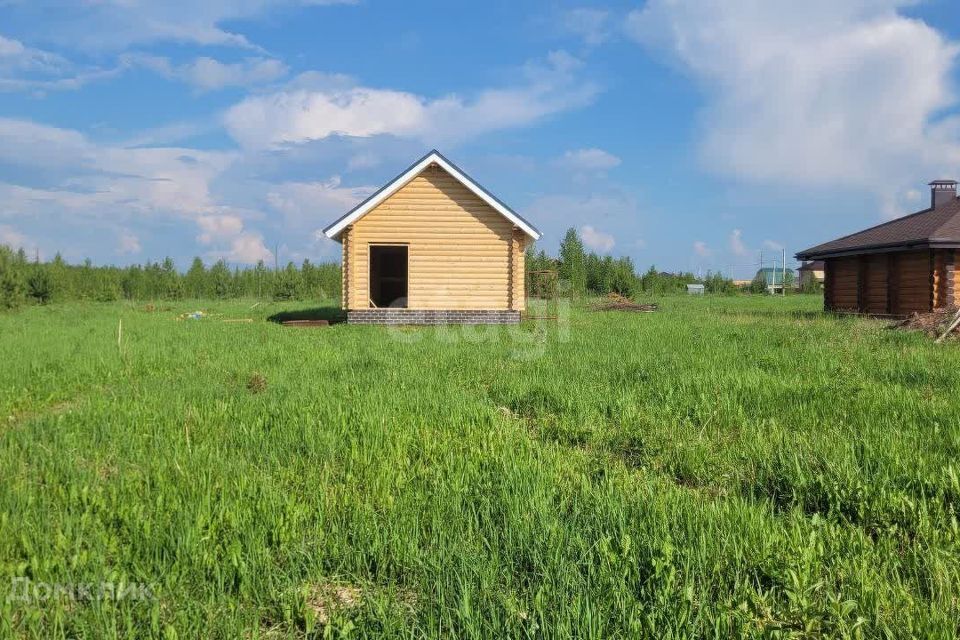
608;257;637;297
185;257;207;299
48;253;70;301
253;260;269;299
272;262;302;301
703;271;735;294
209;259;232;299
121;265;139;300
27;265;54;303
558;228;587;297
161;258;184;299
0;246;26;309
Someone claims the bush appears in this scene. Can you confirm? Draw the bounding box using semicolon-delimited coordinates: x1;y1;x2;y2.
0;248;26;310
27;266;54;304
272;263;303;301
703;272;736;294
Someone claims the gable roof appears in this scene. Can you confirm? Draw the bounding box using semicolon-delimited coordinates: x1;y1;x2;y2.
323;150;541;241
796;197;960;260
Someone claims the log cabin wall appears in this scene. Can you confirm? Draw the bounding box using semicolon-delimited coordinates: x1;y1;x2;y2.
863;254;888;314
346;165;522;311
933;250;945;309
827;257;859;311
898;250;933;315
946;249;957;309
823;250;935;315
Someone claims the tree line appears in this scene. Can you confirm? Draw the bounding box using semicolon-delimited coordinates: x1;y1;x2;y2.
525;228;737;298
0;246;340;310
1;229;742;310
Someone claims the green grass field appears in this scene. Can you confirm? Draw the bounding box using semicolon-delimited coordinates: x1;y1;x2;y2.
1;295;959;638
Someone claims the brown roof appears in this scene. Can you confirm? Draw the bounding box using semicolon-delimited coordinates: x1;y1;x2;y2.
798;260;824;271
796;197;960;260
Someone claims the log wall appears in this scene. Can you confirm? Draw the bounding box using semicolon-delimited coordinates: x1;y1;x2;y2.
863;254;888;314
346;164;529;311
826;256;859;311
823;249;944;315
898;250;933;314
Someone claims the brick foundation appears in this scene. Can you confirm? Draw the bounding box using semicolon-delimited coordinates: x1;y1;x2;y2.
347;309;520;325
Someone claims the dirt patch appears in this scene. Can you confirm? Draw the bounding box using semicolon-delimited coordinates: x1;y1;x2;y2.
591;293;658;313
246;372;267;394
307;583;363;625
6;398;80;429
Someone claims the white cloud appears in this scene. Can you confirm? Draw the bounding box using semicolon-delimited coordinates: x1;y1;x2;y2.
558;148;621;172
527;191;639;229
13;1;359;52
227;87;425;147
118;231;141;254
762;239;784;251
137;55;288;91
195;215;279;265
0;117;88;166
729;229;748;256
222;232;273;264
224;51;599;148
310;229;341;257
347;152;381;171
559;8;611;46
0;34;66;74
0;116;388;264
626;1;960;203
266;177;373;222
120;120;215;148
0;33;125;93
693;240;710;257
0;67;127;93
196;215;245;244
0;118;281;263
0;118;237;214
580;225;615;252
0;224;29;251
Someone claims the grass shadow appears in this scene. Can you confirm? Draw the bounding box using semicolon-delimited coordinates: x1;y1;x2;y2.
267;306;346;325
714;309;829;321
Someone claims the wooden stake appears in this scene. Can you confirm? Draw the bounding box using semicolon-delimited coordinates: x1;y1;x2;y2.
117;318;123;352
935;309;960;344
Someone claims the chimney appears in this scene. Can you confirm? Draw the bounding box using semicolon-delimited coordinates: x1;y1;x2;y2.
929;180;957;208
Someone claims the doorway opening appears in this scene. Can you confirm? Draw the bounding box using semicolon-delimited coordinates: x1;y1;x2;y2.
369;245;408;308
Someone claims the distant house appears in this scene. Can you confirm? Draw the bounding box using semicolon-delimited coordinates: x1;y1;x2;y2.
796;180;960;315
797;260;825;288
753;266;794;293
323;150;541;324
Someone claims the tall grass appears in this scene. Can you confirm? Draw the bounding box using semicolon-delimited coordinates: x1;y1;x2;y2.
0;296;958;638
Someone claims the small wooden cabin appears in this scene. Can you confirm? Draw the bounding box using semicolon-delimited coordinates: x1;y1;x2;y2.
323;150;541;324
796;180;960;315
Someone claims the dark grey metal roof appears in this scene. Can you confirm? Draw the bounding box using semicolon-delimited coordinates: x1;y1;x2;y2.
795;197;960;260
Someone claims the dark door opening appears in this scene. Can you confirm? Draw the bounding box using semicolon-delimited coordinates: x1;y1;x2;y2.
369;245;408;308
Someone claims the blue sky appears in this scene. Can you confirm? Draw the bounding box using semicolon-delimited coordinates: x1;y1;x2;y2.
2;1;960;279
